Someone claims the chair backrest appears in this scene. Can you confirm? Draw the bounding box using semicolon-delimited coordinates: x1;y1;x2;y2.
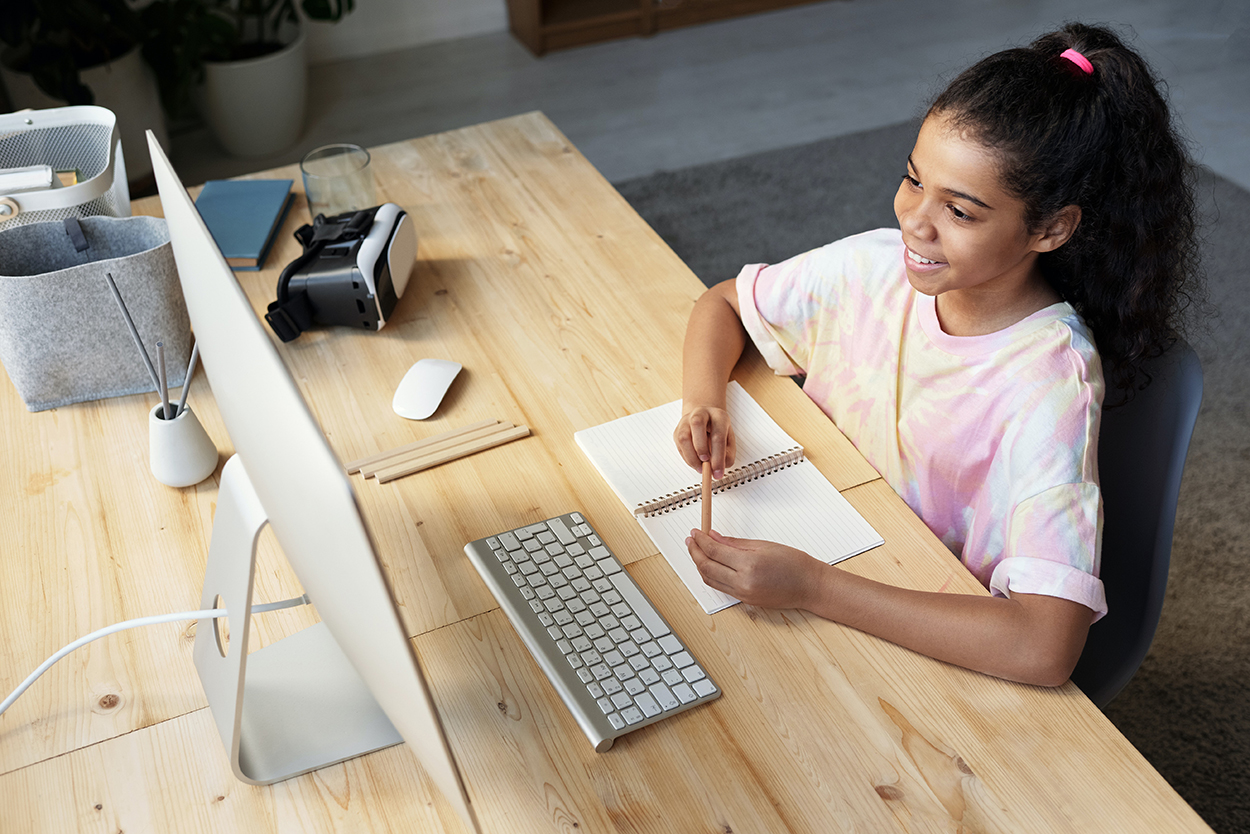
1071;340;1203;707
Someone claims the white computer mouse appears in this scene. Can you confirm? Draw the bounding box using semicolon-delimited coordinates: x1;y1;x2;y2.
392;358;462;420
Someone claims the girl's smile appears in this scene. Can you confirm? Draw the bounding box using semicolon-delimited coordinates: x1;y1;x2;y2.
893;113;1078;335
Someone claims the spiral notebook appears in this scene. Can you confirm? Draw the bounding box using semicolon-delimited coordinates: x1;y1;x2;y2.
575;382;884;613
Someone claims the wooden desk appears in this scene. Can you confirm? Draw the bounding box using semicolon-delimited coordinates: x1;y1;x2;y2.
0;113;1210;833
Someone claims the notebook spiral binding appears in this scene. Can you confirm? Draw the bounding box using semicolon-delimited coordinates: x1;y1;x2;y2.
633;447;805;517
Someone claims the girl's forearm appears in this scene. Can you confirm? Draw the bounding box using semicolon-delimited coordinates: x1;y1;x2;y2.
804;564;1090;687
682;280;747;409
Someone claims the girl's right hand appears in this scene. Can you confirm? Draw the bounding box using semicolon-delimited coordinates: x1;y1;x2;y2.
673;405;736;479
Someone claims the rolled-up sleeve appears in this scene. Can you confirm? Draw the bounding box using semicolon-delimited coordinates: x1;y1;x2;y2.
989;482;1107;622
735;262;807;377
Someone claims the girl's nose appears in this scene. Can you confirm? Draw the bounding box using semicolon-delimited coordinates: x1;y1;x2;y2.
898;195;936;241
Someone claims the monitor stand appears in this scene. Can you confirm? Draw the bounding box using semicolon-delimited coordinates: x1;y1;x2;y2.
193;455;403;784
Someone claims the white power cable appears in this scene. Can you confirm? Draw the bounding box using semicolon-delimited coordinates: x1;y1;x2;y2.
0;594;310;719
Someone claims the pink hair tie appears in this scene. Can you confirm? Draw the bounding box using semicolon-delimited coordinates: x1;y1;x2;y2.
1060;48;1094;75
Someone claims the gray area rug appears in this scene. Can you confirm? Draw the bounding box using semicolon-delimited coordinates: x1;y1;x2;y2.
615;121;1250;833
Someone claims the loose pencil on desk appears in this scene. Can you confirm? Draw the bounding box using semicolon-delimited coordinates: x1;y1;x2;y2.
701;460;712;534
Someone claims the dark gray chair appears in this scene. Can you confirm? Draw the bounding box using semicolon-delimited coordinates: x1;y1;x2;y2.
1071;340;1204;708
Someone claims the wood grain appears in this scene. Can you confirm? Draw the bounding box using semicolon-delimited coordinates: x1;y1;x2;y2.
0;113;1211;833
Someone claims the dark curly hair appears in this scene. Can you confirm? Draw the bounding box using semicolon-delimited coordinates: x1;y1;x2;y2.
929;22;1203;401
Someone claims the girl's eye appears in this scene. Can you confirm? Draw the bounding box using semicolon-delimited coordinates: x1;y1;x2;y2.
901;173;921;190
948;205;972;221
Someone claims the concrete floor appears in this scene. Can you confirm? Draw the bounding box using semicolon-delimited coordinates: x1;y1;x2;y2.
171;0;1250;190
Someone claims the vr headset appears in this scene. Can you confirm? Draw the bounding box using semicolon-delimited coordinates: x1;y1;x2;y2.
265;203;416;342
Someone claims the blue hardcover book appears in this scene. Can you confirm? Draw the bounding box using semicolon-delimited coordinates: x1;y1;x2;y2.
194;178;294;271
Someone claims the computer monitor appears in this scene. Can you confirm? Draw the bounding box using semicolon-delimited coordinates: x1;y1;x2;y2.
146;132;479;833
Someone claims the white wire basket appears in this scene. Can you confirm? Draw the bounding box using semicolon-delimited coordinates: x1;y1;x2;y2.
0;105;131;229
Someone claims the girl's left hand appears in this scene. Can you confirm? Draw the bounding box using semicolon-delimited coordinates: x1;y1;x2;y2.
686;528;828;610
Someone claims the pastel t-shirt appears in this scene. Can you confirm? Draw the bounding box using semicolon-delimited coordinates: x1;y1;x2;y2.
736;228;1107;620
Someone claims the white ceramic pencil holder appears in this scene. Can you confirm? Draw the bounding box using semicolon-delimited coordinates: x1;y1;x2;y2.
149;403;218;487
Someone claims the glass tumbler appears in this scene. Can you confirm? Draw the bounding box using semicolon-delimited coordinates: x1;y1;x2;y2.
300;143;377;219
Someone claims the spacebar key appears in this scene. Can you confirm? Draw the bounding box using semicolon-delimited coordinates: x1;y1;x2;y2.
609;571;670;639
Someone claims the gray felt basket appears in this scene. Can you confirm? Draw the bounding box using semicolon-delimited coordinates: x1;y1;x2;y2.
0;215;191;412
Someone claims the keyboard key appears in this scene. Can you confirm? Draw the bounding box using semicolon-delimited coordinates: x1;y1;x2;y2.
638;668;660;686
571;635;592;653
561;623;583;639
652;655;672;671
536;585;555;600
486;537;500;549
624;677;646;695
682;665;706;683
640;641;662;658
601;590;623;606
547;626;562;640
649;682;679;711
692;679;717;698
519;586;535;600
587;681;604;698
602;677;623;696
621;615;642;632
547;517;577;545
500;532;520;551
629;628;650;645
587;535;602;547
592;577;613;593
628;655;649;672
570;513;584;523
593;637;614;654
567;653;583;669
672;651;694;669
523;538;543;553
673;683;696;704
589;546;611;561
584;623;605;640
574;554;594;569
556;638;572;654
609;573;671;638
575;610;595;627
611;691;633;709
662;668;683;686
614;664;635;681
584;566;605;581
577;668;594;684
591;664;612;681
495;549;510;563
636;693;661;718
538;612;554;627
607;713;625;730
603;650;624;668
554;610;574;626
580;650;602;667
621;706;644;726
597;697;614;715
657;635;683;655
619;641;640;658
529;600;544;614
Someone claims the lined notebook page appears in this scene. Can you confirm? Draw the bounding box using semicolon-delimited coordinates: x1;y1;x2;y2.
641;463;883;613
574;382;801;512
575;383;884;613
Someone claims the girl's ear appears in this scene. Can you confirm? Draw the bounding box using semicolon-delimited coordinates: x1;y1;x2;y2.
1034;205;1083;252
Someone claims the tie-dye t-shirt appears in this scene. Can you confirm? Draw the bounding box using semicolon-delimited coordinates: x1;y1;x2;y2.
736;228;1107;620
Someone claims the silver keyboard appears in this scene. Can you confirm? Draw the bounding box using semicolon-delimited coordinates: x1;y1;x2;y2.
464;512;720;751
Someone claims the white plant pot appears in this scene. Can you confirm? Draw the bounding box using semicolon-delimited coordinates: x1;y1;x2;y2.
200;28;307;157
0;46;169;188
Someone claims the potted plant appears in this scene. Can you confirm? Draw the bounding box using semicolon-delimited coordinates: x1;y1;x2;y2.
0;0;170;190
142;0;355;158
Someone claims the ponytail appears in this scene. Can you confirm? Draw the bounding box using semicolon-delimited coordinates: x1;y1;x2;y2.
930;23;1202;400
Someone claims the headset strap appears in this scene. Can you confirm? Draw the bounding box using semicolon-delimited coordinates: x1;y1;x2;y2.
264;209;375;342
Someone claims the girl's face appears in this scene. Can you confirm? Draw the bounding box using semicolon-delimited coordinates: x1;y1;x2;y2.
893;113;1060;309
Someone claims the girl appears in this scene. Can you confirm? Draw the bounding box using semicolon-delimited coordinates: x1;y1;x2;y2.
673;23;1201;687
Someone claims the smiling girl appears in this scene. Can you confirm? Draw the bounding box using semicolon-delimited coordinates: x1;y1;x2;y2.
672;23;1202;686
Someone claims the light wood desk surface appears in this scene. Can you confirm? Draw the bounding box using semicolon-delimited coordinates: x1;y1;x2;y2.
0;112;1210;833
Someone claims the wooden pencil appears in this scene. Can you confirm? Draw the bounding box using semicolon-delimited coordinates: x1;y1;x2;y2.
345;418;499;473
360;421;516;478
374;425;531;483
701;460;712;534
